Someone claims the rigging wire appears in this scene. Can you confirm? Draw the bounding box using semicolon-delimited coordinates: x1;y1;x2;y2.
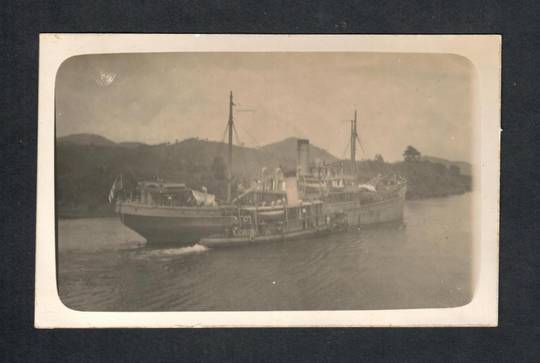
233;119;263;182
234;102;256;110
234;118;261;148
356;134;366;158
342;137;351;159
220;122;229;144
215;121;231;156
232;123;255;182
355;110;370;159
232;123;242;146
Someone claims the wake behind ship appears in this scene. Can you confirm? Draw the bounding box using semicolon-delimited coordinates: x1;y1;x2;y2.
111;92;407;246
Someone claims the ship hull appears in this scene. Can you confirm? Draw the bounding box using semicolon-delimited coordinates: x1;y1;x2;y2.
323;185;407;226
200;227;330;248
118;203;232;246
117;185;406;246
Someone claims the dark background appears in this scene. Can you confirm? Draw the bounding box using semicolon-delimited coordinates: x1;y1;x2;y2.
1;1;538;362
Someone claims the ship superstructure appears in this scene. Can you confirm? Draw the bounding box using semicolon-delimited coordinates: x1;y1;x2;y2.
294;110;407;226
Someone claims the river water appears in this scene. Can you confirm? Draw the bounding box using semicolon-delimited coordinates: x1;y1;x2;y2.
57;194;473;311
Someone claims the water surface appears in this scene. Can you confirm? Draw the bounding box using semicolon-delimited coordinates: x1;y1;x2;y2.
58;194;473;311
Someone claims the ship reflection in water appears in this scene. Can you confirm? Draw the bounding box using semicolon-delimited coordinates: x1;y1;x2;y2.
57;193;473;311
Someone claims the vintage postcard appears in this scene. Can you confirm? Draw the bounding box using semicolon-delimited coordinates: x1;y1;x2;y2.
35;34;500;327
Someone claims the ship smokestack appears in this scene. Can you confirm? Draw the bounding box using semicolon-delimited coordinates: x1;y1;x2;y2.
285;175;299;205
297;139;310;176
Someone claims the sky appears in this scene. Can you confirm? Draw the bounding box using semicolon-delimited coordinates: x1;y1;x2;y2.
55;52;475;162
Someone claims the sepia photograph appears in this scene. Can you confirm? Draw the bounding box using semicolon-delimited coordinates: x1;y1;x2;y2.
36;35;500;327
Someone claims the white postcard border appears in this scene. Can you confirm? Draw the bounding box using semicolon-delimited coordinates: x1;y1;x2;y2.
36;34;500;328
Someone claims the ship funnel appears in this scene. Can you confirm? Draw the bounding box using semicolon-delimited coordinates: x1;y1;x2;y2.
297;139;310;176
285;174;300;206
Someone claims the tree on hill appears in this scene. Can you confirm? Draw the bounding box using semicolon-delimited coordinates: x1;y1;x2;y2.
403;145;421;162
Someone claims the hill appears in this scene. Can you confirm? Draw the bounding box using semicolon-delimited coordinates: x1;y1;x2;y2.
260;137;338;165
117;141;147;148
55;135;336;217
57;133;116;147
57;134;149;149
55;134;472;217
422;156;472;176
347;157;472;200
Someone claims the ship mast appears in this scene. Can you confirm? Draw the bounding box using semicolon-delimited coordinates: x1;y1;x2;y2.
227;91;234;203
350;110;358;172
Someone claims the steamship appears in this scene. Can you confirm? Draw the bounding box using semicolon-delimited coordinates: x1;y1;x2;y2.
112;92;406;246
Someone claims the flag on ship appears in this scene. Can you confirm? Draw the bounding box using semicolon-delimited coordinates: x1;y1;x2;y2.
108;175;123;203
